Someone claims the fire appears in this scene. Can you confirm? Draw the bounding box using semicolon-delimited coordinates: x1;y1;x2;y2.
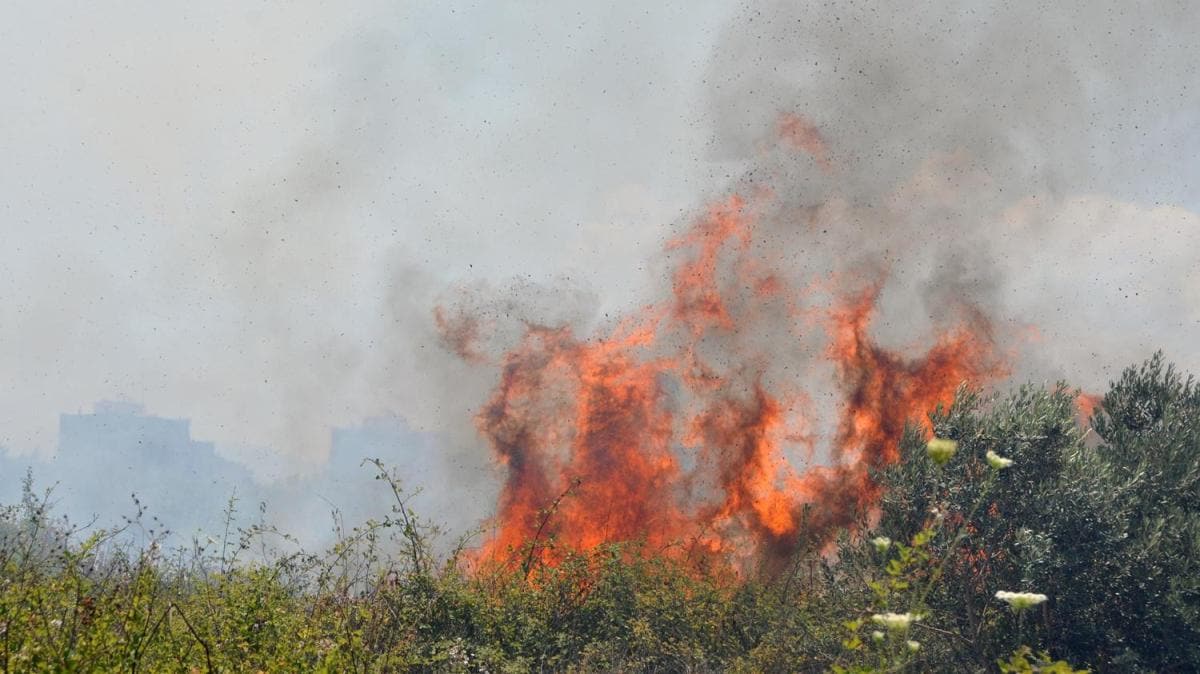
1074;392;1103;423
433;306;486;363
446;173;1005;574
776;112;832;171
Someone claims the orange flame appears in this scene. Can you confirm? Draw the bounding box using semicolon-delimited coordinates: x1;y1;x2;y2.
454;192;1005;573
777;112;832;171
1075;392;1102;422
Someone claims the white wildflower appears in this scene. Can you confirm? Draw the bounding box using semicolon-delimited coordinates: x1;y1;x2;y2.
871;612;919;632
872;536;891;553
926;438;958;466
995;590;1049;611
986;450;1014;470
871;630;885;643
906;640;921;652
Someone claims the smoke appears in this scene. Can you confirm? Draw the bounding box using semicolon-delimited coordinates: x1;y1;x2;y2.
697;0;1200;389
1;1;1198;549
436;0;1200;565
0;2;725;456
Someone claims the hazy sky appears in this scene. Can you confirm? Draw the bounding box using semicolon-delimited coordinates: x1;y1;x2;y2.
0;2;734;465
3;1;1198;479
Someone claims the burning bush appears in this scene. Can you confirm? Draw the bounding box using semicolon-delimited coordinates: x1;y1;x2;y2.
448;193;1006;576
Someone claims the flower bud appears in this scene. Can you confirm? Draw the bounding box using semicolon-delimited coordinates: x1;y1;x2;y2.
986;449;1013;470
871;612;919;631
995;590;1049;611
926;438;958;465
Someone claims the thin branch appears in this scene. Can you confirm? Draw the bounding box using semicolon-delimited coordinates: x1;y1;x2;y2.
169;602;214;674
913;620;974;646
523;478;581;580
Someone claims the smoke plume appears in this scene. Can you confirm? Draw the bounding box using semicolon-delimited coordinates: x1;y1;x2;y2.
438;0;1200;568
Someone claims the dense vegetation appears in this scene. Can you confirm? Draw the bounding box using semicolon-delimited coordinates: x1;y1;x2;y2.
2;354;1197;672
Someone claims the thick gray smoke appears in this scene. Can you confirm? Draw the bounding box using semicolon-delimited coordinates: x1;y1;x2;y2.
694;0;1200;392
0;1;729;542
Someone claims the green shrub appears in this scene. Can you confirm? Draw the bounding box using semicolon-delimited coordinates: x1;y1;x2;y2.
1;356;1197;672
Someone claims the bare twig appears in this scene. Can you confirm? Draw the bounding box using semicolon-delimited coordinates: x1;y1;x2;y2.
913;620;974;646
522;478;581;580
169;602;214;674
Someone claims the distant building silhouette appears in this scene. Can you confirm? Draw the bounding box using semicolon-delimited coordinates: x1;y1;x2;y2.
51;401;254;538
263;414;476;549
300;415;443;526
0;405;487;551
328;414;439;487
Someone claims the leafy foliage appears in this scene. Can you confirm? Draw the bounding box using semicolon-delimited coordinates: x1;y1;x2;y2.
1091;353;1200;670
867;383;1126;668
0;355;1196;671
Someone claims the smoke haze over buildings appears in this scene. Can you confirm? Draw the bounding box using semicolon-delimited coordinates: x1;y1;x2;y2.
1;1;1198;540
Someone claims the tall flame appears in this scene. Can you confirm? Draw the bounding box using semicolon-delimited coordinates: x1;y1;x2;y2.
448;190;1005;573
